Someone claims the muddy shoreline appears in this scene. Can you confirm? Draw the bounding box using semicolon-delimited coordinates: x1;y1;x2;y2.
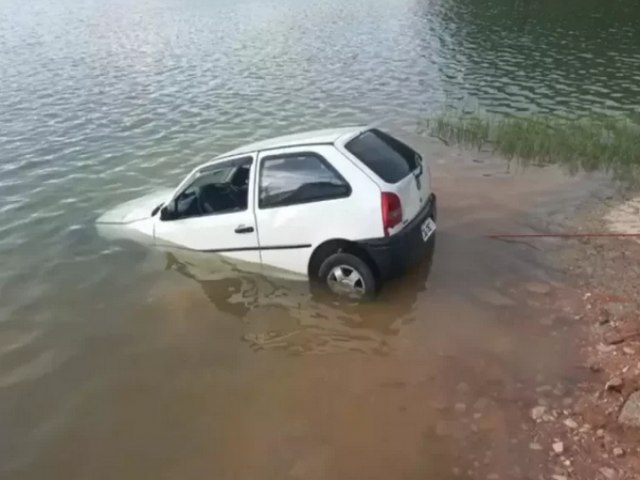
528;190;640;480
428;144;640;479
402;141;640;480
428;141;640;480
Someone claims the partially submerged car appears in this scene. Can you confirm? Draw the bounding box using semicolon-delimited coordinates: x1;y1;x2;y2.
97;126;436;299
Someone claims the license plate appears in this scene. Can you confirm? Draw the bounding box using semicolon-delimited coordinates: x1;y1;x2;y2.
421;218;436;242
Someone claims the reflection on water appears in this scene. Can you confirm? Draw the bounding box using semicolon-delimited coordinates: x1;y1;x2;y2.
164;245;434;355
434;0;640;115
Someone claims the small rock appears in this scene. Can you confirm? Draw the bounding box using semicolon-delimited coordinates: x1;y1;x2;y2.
618;391;640;427
605;377;624;392
530;405;547;421
597;343;616;353
552;441;564;454
606;405;619;416
604;302;635;319
554;385;567;396
599;467;616;480
454;403;467;413
551;475;567;480
604;330;625;345
598;309;611;325
596;428;605;438
563;418;579;429
589;362;603;373
613;447;624;457
487;474;499;480
526;281;551;295
529;442;543;450
623;346;635;355
579;424;592;433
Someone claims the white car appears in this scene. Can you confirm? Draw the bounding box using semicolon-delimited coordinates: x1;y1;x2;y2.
97;126;437;299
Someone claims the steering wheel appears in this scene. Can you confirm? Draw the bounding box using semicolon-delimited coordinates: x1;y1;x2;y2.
197;188;214;214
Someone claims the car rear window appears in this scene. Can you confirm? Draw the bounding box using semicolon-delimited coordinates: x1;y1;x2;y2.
345;129;418;184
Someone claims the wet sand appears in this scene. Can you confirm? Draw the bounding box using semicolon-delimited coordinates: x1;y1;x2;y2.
1;141;621;480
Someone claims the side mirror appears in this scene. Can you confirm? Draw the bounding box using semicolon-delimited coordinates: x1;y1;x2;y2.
160;203;176;221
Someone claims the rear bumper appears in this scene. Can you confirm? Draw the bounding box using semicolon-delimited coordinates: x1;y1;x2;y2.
359;194;437;281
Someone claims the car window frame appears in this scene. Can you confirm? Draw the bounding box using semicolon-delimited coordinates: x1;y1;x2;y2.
165;156;254;221
258;151;352;210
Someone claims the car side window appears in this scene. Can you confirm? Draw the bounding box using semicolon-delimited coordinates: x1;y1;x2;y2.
169;157;252;220
259;153;351;209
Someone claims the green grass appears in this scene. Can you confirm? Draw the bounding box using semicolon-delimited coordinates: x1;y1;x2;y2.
418;113;640;183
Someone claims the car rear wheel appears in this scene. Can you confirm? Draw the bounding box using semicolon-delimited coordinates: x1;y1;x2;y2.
318;253;377;300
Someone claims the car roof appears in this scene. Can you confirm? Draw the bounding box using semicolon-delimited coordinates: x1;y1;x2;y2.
217;126;366;158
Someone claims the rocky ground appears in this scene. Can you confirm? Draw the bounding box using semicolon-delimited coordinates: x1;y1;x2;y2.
525;192;640;480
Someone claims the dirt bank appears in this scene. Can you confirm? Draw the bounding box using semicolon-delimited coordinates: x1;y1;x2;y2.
528;191;640;480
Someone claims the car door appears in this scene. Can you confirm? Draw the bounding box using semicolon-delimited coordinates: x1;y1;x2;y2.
153;155;260;265
254;146;370;276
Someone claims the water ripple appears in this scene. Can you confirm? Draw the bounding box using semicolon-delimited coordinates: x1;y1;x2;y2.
0;351;61;389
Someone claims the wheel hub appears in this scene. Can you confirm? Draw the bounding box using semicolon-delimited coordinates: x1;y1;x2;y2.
326;265;366;298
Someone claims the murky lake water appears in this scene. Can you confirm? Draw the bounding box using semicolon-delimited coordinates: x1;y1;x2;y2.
1;0;639;478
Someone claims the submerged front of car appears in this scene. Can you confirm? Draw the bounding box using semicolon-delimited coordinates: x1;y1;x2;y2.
95;188;172;246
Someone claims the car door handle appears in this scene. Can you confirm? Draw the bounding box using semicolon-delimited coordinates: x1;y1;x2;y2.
234;225;255;234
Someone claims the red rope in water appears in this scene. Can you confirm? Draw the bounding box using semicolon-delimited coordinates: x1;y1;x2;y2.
489;233;640;239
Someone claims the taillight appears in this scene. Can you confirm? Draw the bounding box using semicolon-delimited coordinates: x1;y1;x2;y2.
381;192;402;236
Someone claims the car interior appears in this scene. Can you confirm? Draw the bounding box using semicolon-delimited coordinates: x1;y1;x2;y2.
173;165;250;219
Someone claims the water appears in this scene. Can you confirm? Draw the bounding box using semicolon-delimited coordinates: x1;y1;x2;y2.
0;0;638;478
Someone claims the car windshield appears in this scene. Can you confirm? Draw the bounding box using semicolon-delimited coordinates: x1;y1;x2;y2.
188;167;234;190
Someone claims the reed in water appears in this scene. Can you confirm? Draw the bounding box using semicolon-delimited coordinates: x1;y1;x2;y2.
419;113;640;183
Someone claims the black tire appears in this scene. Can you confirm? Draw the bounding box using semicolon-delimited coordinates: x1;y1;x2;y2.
317;252;378;301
